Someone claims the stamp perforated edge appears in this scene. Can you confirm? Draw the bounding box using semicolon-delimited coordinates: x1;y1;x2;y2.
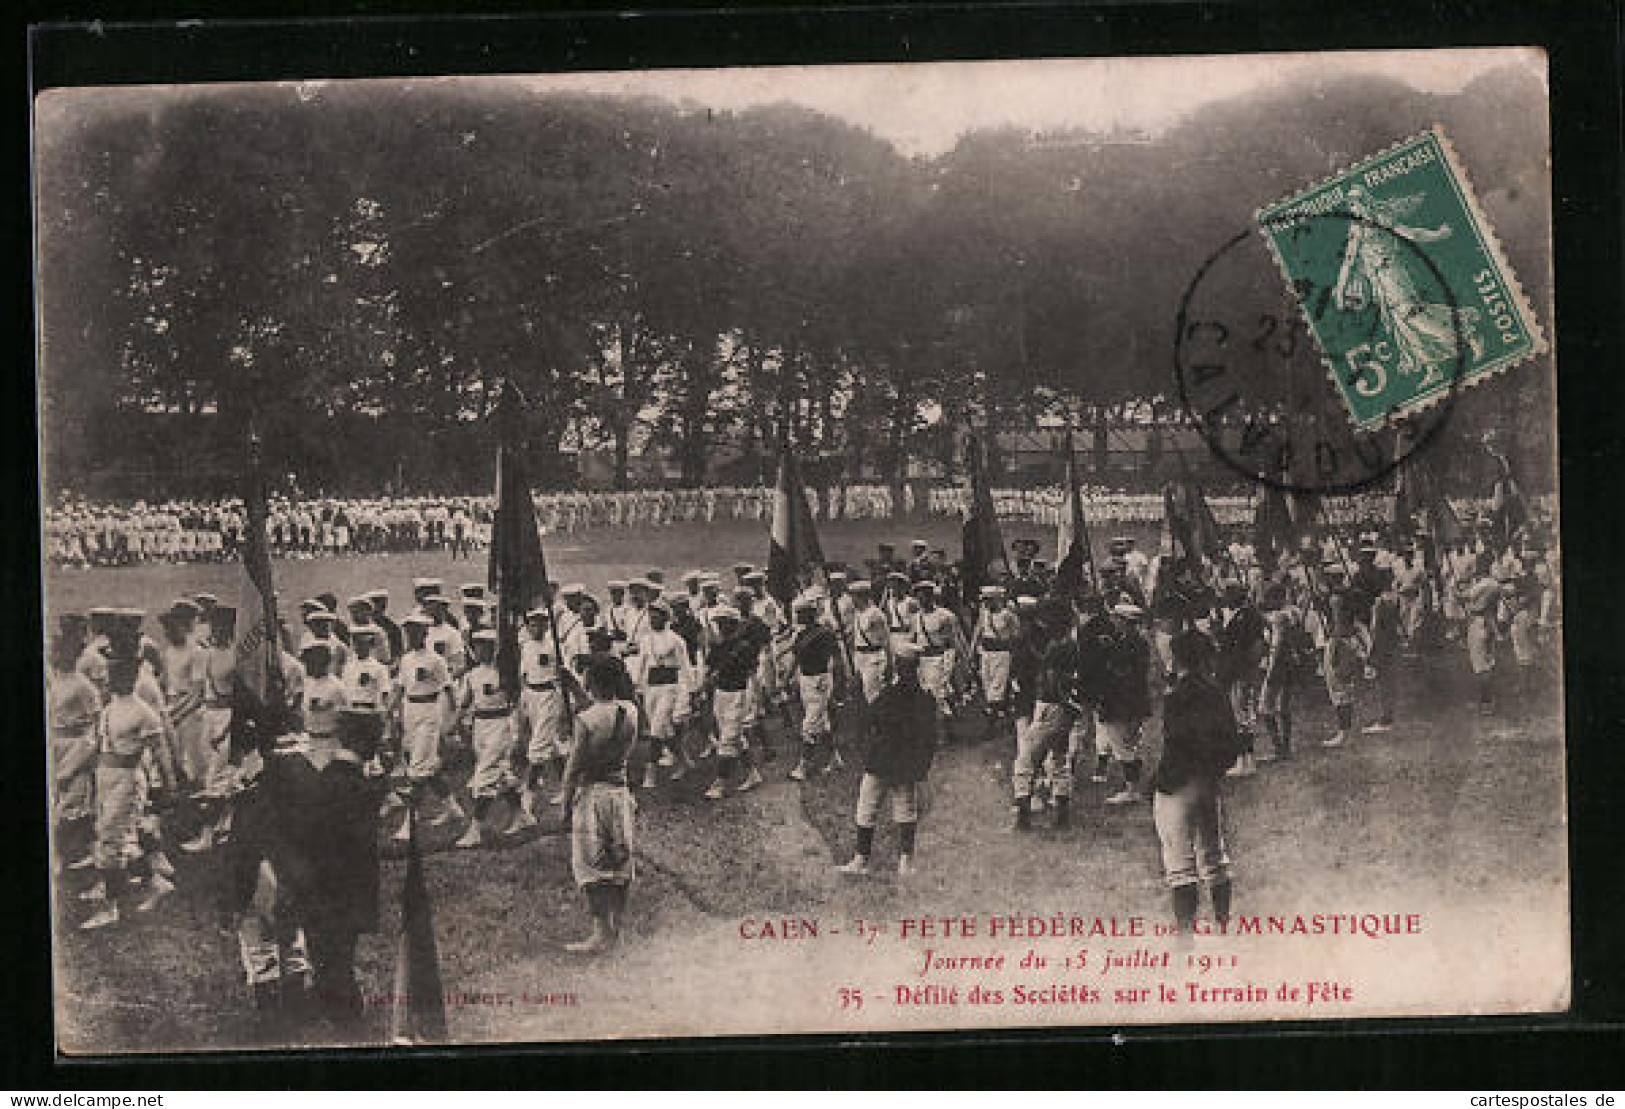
1253;124;1549;433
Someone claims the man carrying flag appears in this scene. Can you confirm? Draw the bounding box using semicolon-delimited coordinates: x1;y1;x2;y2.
488;401;567;822
1053;432;1096;595
767;436;847;758
960;433;1009;609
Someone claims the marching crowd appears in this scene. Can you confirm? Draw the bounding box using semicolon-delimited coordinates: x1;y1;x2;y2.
42;484;1496;569
48;495;1558;1039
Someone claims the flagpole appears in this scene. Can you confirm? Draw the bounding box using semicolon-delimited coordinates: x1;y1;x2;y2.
245;416;283;715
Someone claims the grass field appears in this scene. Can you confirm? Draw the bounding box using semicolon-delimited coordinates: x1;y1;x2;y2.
45;519;1570;1051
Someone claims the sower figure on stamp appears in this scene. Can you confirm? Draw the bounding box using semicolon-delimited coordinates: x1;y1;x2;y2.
562;659;639;956
1153;629;1244;942
836;643;937;878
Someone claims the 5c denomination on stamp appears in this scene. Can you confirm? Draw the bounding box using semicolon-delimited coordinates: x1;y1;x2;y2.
1257;125;1546;431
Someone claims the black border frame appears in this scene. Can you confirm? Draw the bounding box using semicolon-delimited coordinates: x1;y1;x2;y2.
9;0;1625;1087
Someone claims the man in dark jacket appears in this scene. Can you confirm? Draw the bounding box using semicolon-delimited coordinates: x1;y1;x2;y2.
836;644;937;877
270;709;384;1041
1153;630;1243;938
1098;600;1153;805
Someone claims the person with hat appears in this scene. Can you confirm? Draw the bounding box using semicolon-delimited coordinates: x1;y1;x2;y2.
909;580;964;736
560;657;641;955
265;706;385;1039
158;600;208;785
847;581;893;704
366;589;403;662
680;570;705;611
731;589;778;765
1322;593;1364;746
971;586;1022;737
346;596;392;668
390;613;467;841
740;569;788;709
409;577;442;619
788;594;844;782
701;605;761;799
1256;581;1305;761
81;611;178;929
1011;598;1089;831
1460;552;1504;716
200;604;244;778
1213;582;1266;777
453;630;533;848
1153;628;1244;939
604;581;631;647
1097;598;1153;805
518;607;574;814
620;580;655;662
303;608;350;677
78;607;118;694
907;539;932;582
697;576;724;632
341;626;392;772
459;583;488;631
836;642;938;877
297;638;349;751
1362;573;1403;735
1506;574;1542;714
421;593;466;676
50;631;102;876
630;600;696;788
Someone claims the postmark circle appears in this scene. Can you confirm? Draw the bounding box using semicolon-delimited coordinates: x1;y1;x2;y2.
1173;210;1466;496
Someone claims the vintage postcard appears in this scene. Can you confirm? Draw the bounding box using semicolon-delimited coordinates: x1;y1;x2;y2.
34;46;1564;1053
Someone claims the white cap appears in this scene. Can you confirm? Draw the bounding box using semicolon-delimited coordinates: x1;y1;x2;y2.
710;605;741;623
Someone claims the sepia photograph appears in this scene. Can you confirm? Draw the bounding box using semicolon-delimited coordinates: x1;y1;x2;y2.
33;45;1565;1054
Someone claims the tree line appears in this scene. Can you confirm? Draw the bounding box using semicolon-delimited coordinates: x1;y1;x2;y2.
34;63;1554;498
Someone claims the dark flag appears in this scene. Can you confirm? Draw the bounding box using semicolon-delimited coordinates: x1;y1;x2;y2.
1253;485;1298;565
1162;483;1194;564
487;408;552;699
767;440;826;609
389;809;448;1045
1484;436;1529;550
235;422;283;713
960;434;1008;607
1176;455;1225;564
1054;432;1095;591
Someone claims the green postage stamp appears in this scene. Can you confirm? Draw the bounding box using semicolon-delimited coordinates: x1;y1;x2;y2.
1257;126;1546;430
